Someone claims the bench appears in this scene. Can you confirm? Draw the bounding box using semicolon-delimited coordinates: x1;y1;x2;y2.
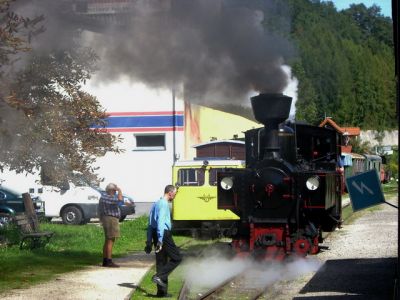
15;213;54;249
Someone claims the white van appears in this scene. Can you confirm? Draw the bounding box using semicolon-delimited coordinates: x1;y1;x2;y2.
0;170;135;225
39;182;101;225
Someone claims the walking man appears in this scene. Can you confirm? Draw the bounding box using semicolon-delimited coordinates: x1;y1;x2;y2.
99;183;123;267
145;185;182;298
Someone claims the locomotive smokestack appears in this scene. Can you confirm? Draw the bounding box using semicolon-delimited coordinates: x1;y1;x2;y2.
250;93;292;159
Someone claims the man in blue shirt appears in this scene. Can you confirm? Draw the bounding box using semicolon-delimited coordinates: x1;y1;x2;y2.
145;185;181;298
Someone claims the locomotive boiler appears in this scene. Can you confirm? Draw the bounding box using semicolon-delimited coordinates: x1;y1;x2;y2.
217;93;342;259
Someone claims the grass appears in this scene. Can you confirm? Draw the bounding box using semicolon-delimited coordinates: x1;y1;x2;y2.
382;179;399;197
0;216;155;294
133;265;184;299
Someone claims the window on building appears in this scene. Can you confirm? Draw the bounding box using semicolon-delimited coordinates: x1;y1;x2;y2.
134;134;166;151
177;168;205;186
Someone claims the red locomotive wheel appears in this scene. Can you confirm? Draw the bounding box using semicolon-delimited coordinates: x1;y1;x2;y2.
293;239;311;255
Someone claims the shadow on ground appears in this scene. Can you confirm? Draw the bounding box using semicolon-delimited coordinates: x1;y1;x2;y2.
294;258;397;300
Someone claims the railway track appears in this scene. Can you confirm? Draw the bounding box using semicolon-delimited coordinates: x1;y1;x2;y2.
178;268;277;300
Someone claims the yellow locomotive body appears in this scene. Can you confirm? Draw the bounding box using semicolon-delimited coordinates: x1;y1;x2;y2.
172;159;243;235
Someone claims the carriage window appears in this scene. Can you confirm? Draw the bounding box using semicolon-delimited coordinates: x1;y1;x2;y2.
209;168;224;186
177;168;205;186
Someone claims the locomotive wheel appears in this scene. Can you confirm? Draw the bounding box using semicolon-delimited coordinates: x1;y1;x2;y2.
293;239;311;256
310;236;319;254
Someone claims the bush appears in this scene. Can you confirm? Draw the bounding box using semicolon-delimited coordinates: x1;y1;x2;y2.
385;150;398;179
0;221;20;248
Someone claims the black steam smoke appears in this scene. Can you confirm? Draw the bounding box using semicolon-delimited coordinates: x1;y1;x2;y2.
93;0;294;107
10;0;294;110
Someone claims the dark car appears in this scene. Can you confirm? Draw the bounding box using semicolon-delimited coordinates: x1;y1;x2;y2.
118;194;136;222
0;186;44;228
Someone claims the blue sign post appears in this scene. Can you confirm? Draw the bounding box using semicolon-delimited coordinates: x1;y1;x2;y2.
345;170;385;211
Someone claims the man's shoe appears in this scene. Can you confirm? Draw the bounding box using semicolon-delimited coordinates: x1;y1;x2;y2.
157;293;172;298
152;275;167;287
103;261;120;268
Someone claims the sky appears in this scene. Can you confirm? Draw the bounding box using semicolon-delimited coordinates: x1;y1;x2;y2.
329;0;392;17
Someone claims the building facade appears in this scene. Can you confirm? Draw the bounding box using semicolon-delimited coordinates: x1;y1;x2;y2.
85;79;259;202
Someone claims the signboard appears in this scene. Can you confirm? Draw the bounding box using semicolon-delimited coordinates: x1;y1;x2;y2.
345;170;385;211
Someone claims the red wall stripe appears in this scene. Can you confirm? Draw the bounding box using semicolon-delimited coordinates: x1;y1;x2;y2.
107;111;184;117
98;127;184;133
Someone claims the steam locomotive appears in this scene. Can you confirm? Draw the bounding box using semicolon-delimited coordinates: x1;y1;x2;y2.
217;93;342;259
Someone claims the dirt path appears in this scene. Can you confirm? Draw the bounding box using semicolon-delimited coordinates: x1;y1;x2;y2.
1;252;154;300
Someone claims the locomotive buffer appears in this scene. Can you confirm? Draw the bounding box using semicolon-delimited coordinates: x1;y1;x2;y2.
345;169;397;211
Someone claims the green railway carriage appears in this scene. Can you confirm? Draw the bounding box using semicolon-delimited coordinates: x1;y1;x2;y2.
343;152;366;178
343;152;384;181
363;154;384;181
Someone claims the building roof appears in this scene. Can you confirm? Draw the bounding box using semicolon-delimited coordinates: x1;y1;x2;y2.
173;159;245;167
192;140;245;148
319;118;360;136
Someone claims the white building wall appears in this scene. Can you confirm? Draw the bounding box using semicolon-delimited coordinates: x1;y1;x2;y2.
359;130;398;147
0;169;41;193
85;78;185;202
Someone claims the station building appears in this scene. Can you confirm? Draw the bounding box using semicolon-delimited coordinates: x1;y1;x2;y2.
85;79;260;202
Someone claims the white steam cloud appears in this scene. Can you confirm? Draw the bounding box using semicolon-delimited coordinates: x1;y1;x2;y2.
181;251;321;296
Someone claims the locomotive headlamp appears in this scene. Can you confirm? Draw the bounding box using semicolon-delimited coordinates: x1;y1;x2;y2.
306;176;320;191
220;177;234;190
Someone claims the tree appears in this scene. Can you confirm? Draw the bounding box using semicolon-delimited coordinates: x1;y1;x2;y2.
349;137;372;154
292;61;320;124
0;1;121;186
385;149;398;180
289;0;395;129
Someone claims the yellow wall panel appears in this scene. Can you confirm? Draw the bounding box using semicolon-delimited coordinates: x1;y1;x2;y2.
184;102;260;159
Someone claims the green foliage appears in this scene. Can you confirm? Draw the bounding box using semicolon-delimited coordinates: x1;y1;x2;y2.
288;0;396;129
291;61;319;124
385;150;398;179
0;221;19;244
349;137;372;154
382;177;398;194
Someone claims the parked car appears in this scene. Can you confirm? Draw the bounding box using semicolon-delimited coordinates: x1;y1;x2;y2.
118;194;136;222
0;186;44;228
38;182;101;225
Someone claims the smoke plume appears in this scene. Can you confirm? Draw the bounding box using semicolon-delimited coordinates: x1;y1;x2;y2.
92;0;294;108
11;0;293;108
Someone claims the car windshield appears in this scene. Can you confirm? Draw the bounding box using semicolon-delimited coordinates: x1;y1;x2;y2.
0;186;22;196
